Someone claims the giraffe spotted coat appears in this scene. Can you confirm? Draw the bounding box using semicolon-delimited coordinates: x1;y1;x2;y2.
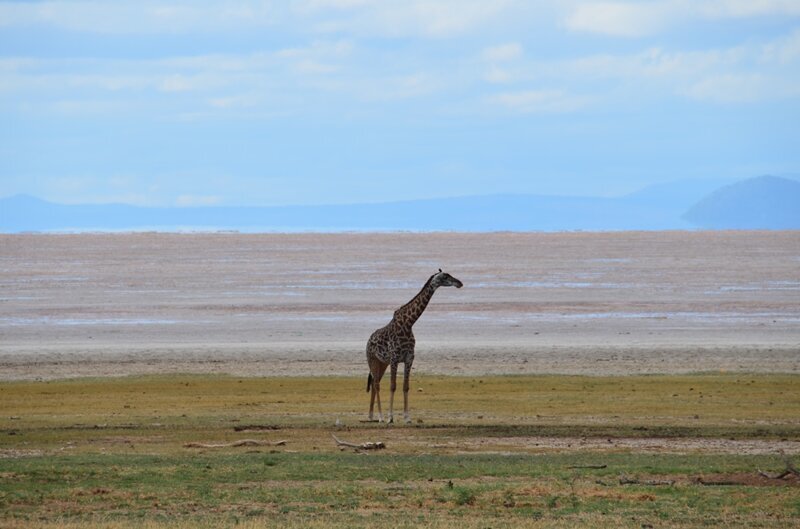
365;270;463;423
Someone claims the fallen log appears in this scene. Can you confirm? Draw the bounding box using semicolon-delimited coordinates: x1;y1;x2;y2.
183;439;287;449
569;464;607;469
694;477;739;486
332;434;385;450
619;475;675;486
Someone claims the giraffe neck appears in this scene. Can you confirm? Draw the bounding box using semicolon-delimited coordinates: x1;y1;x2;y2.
393;276;437;329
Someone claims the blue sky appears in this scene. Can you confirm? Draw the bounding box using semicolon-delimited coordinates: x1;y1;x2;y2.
1;0;799;206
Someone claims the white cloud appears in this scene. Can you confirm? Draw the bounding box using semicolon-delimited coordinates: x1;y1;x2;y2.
207;93;261;109
700;0;800;18
159;53;273;73
481;43;523;62
175;194;223;207
565;2;668;37
351;72;440;101
565;46;744;80
564;0;800;38
487;89;590;113
291;60;339;74
300;0;521;38
50;99;134;116
683;72;800;103
682;73;766;102
293;0;373;11
159;74;201;93
483;66;515;84
274;40;354;59
479;43;523;84
0;1;279;34
0;0;524;39
478;27;800;108
274;40;353;77
760;29;800;64
408;1;512;38
3;2;798;123
0;39;360;116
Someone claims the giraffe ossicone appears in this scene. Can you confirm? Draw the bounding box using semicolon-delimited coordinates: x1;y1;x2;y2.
365;270;463;424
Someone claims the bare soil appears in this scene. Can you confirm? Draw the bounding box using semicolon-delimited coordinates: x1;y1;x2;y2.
1;231;798;380
425;436;800;455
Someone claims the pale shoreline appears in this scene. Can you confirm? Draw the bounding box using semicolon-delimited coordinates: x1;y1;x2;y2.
1;343;798;381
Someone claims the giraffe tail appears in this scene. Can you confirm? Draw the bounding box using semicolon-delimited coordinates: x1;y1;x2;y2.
366;373;373;393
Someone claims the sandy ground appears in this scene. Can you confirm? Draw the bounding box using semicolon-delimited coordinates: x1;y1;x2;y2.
1;231;799;380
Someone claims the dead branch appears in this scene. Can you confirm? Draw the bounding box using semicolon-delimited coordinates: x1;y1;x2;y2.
331;433;385;450
757;469;792;479
569;464;607;469
619;475;675;486
758;450;799;480
782;450;799;473
694;477;739;486
183;439;287;449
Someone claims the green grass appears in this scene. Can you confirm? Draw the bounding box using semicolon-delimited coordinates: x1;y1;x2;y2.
2;452;798;528
1;373;799;528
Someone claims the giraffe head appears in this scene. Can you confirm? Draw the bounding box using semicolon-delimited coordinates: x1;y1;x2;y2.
431;269;463;289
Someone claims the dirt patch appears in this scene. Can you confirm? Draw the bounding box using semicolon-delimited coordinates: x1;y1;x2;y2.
692;472;800;487
608;472;800;488
426;436;800;455
0;448;44;458
87;435;165;445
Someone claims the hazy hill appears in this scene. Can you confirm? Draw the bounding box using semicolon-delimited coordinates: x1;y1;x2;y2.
623;178;734;210
1;192;692;232
3;176;796;232
683;175;800;229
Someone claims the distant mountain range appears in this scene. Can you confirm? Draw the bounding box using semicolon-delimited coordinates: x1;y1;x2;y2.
683;175;800;229
2;176;798;232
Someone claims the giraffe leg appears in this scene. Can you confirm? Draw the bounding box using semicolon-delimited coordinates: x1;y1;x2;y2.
368;377;376;421
388;364;398;424
368;364;377;421
372;364;387;423
403;363;412;424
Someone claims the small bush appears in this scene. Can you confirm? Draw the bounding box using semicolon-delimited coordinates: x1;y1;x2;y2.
453;486;476;506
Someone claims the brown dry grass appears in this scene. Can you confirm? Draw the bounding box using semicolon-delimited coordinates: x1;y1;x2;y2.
2;373;799;528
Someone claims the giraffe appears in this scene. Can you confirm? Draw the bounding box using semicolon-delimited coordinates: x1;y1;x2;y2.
365;269;463;424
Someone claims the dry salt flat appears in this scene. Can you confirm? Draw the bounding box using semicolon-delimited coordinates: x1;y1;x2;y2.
1;231;799;380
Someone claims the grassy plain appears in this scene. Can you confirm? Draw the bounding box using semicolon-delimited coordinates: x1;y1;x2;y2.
2;374;799;528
